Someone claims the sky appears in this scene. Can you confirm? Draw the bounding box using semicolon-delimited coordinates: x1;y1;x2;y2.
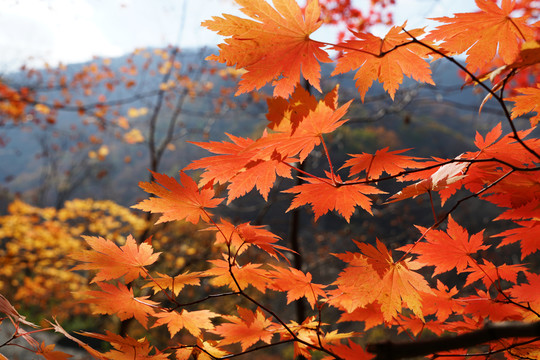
0;0;477;72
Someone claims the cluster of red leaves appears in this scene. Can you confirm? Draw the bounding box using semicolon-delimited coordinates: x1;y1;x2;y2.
9;0;539;359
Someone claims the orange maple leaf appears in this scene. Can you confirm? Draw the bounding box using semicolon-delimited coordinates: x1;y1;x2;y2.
336;303;384;331
186;134;257;187
78;331;169;360
495;220;540;259
132;170;223;224
509;273;540;316
464;259;527;288
388;159;468;205
284;173;385;222
210;307;275;351
267;266;326;308
71;235;160;283
153;309;219;337
266;85;340;132
187;135;294;202
142;271;203;296
341;147;424;179
332;25;434;101
427;0;536;72
202;0;331;97
209;220;291;260
399;215;489;276
36;343;72;360
82;282;157;328
254;99;352;163
420;280;463;322
332;240;432;322
327;340;372;360
206;258;269;292
506;85;540;126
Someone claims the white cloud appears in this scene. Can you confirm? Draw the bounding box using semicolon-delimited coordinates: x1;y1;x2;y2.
0;0;478;72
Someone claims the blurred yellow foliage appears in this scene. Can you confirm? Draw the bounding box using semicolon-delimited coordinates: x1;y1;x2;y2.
0;198;146;321
0;198;219;325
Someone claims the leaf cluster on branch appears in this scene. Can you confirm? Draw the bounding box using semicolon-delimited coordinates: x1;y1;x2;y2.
1;0;540;359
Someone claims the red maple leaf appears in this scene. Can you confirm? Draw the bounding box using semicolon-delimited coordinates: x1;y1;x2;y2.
284;173;385;222
494;220;540;259
509;273;540;315
332;25;434;101
399;215;490;276
132;171;223;224
202;0;331;97
341;147;424;179
464;259;527;288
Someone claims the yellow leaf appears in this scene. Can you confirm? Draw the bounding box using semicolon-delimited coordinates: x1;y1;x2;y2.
123;129;144;144
35;103;51;115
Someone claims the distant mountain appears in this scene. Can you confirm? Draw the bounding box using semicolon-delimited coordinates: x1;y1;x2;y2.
0;47;509;215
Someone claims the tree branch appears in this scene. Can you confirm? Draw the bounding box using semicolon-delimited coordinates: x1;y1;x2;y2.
367;321;540;360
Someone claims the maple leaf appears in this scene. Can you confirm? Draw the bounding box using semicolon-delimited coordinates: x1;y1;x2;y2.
337;303;384;331
327;254;381;313
225;154;294;202
141;271;203;296
71;235;160;283
427;0;535;72
132;170;223;224
206;258;269;292
331;240;432;322
494;220;540;259
202;0;331;97
509;273;540;317
506;85;540;126
268;266;327;308
210;307;275;351
284;173;385;222
341;147;424;179
186;134;256;187
388;160;468;205
474;122;502;151
332;25;434;101
187;135;294;202
209;220;291;260
266;85;341;133
463;290;523;322
420;280;463;322
266;85;319;132
153;309;219;337
254;99;352;163
399;216;489;276
360;240;433;321
326;340;372;360
82;282;157;328
79;331;170;360
464;259;527;288
36;343;72;360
